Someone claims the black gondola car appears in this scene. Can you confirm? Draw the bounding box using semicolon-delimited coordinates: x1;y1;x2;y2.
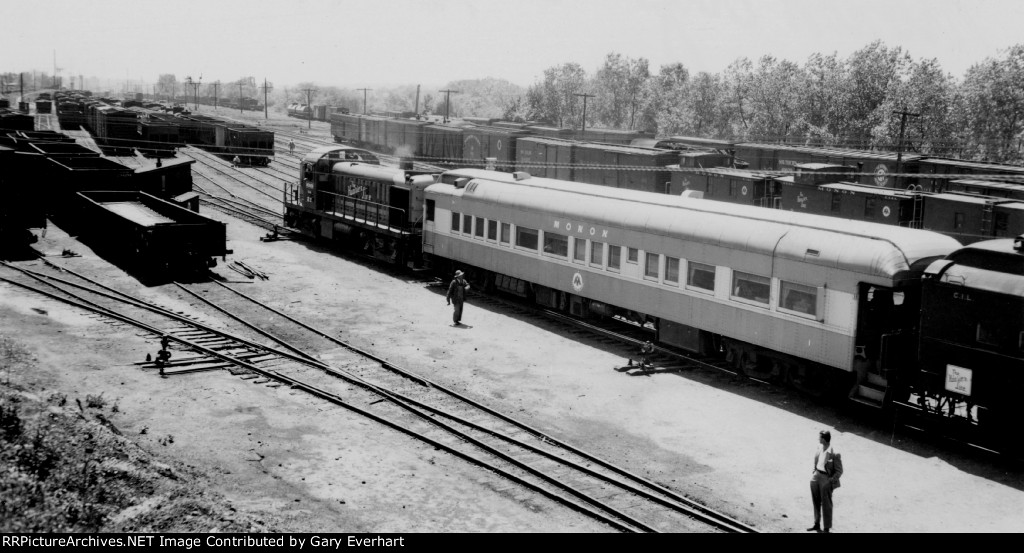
75;190;228;278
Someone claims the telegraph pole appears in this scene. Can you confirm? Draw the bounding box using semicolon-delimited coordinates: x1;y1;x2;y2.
357;88;372;115
238;81;245;114
303;87;317;128
415;84;420;118
260;79;273;119
211;81;221;110
185;76;201;110
574;93;595;139
892;107;920;189
440;89;459;123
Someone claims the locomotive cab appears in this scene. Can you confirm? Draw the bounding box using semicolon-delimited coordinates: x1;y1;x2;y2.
284;145;432;266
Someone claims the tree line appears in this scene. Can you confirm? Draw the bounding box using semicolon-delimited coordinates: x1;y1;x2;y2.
512;41;1024;164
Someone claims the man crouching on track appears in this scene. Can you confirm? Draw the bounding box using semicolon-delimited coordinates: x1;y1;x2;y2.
446;270;470;326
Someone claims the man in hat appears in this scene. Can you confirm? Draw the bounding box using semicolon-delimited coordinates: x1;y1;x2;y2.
446;270;471;326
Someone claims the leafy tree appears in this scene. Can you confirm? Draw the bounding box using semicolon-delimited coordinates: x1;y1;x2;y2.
958;45;1024;162
842;41;911;149
880;58;960;157
688;71;728;137
593;53;651;129
800;52;847;146
156;74;177;99
533;63;589;128
643;62;689;135
722;58;754;140
745;56;806;143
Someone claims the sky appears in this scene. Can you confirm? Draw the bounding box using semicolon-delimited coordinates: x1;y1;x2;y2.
2;0;1022;92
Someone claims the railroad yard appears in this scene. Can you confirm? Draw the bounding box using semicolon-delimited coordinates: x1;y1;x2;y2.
2;106;1024;533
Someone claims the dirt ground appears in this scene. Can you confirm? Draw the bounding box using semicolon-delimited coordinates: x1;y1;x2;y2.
3;107;1024;532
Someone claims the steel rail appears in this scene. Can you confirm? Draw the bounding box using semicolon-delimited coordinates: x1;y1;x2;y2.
3;262;659;531
207;279;757;533
0;269;640;532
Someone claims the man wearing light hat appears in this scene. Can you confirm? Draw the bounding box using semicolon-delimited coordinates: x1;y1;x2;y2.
446;269;471;326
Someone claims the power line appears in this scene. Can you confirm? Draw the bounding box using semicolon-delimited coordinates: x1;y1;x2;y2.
302;87;317;128
260;79;273;119
440;89;459;124
356;88;372;115
573;93;595;139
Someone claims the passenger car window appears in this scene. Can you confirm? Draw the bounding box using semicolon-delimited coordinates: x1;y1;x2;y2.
590;242;604;267
608;245;621;271
451;212;460;232
644;252;659;279
516;227;538;250
573;238;586;263
543;232;568;257
687;262;715;291
732;271;769;305
780;281;817;317
665;257;680;284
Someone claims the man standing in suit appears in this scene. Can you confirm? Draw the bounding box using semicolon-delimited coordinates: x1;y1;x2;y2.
808;430;843;533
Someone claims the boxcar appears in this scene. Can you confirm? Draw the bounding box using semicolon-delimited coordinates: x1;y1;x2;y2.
572;142;678;193
686;167;782;206
784;182;921;227
576;127;647;145
920;193;1024;244
515;136;576;180
735;143;920;188
421;122;470;165
462;125;531;171
917;157;1024;192
944;178;1024;201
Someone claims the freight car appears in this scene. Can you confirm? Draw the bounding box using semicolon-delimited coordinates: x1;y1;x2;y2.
0;110;35;131
75;190;228;278
0;144;45;254
421;168;961;411
917;158;1024;192
329;111;650;171
769;164;1024;244
0;128;196;257
175;113;274;165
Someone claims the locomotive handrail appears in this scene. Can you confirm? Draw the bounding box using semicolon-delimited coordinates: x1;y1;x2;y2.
317;190;411;233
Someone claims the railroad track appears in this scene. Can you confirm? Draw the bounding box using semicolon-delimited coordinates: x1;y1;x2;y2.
0;259;757;533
